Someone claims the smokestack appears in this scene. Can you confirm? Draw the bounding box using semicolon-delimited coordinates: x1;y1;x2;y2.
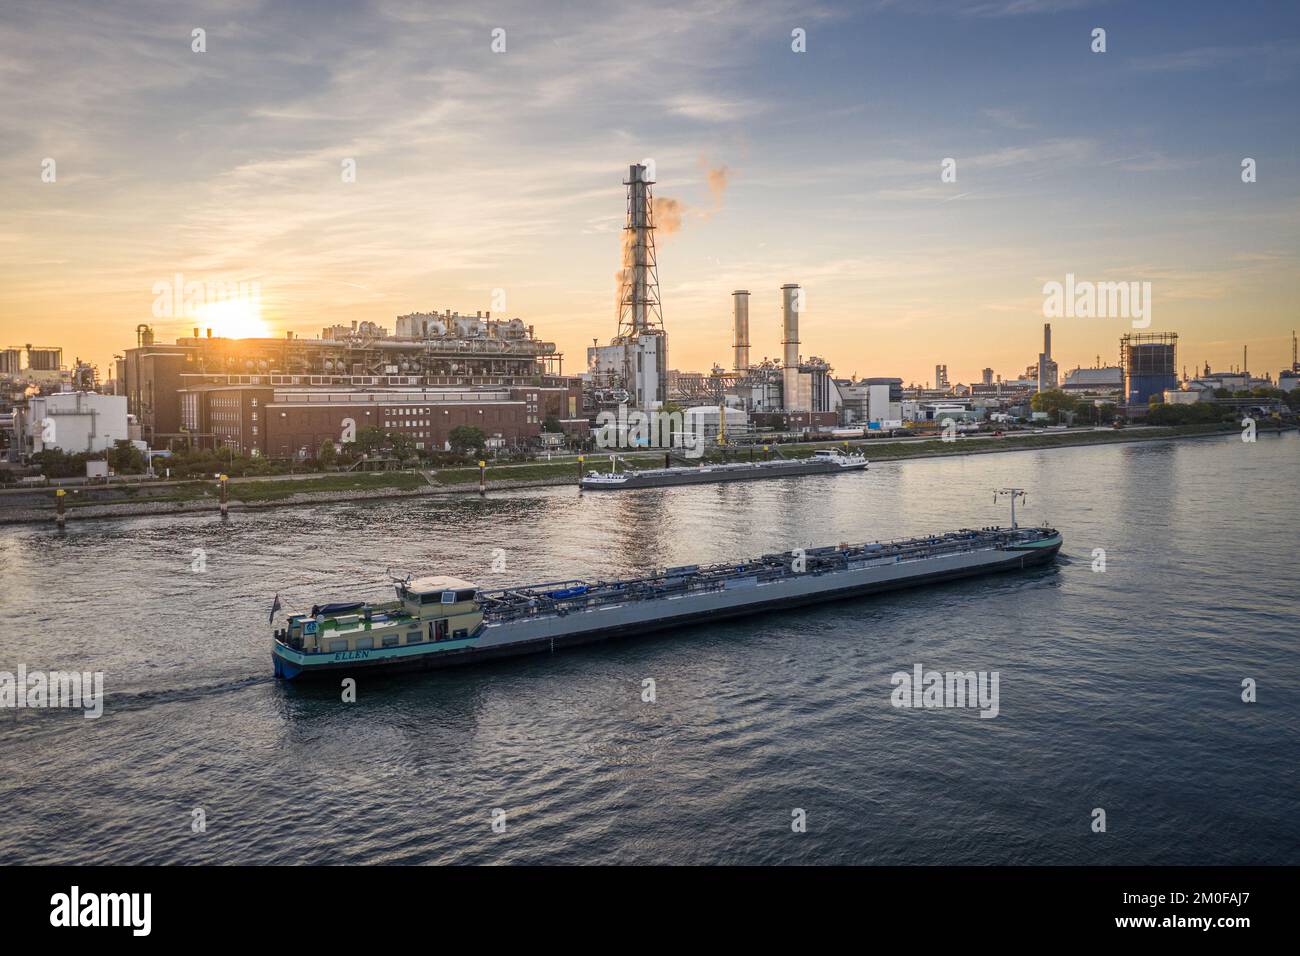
1043;323;1052;359
781;284;803;411
628;163;651;334
732;290;750;373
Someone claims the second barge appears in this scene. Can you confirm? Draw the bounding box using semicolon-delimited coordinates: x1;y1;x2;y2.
580;447;867;490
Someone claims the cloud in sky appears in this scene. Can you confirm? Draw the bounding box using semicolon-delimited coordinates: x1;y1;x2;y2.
0;0;1297;383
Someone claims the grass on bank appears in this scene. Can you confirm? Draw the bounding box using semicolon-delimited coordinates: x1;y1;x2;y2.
48;422;1245;507
229;472;428;501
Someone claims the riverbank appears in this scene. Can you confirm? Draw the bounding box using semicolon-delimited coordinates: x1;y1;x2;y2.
0;422;1262;524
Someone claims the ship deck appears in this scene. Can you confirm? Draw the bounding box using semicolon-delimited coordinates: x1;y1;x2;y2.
476;527;1056;624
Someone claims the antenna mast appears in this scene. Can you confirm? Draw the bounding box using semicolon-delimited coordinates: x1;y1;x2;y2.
994;488;1028;529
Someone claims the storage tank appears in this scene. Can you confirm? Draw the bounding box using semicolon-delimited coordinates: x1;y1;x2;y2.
27;347;62;371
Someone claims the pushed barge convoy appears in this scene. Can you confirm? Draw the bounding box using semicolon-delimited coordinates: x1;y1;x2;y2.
580;448;867;490
272;524;1062;680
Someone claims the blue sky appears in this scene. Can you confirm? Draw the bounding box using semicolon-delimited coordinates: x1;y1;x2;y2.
1;0;1297;384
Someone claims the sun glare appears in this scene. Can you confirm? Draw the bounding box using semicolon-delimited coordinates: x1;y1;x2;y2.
194;298;271;339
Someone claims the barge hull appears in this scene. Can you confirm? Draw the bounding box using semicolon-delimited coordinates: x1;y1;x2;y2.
274;537;1059;680
581;459;865;490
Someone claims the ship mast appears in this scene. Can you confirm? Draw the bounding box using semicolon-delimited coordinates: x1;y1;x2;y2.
994;488;1027;529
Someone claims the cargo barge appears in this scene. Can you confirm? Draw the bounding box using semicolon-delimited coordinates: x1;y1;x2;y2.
579;447;867;490
272;520;1062;681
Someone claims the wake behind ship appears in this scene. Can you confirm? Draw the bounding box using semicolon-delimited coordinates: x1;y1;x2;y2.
272;524;1062;680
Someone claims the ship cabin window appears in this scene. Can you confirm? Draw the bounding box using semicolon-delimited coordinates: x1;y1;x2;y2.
441;588;477;604
382;635;399;648
405;632;423;645
453;628;468;640
328;640;348;653
354;637;373;651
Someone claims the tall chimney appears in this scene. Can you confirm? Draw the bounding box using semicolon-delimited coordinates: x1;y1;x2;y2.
732;290;750;373
781;284;803;411
628;163;651;334
1043;322;1052;359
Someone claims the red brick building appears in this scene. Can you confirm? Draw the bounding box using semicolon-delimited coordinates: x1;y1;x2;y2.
176;383;581;457
122;347;196;444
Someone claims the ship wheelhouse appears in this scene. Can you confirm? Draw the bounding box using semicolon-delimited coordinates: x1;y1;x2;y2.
273;575;484;656
396;576;483;643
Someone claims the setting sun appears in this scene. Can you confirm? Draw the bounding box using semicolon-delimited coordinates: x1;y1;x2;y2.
193;298;270;339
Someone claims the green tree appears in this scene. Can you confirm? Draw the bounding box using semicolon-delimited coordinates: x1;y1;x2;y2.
106;439;145;474
449;425;486;454
349;426;388;456
387;430;417;462
317;438;337;467
1030;388;1078;422
542;415;563;433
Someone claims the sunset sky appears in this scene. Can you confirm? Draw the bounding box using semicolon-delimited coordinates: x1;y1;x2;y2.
2;0;1298;386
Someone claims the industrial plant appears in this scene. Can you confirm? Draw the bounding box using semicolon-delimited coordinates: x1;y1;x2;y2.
2;163;1298;474
586;163;670;411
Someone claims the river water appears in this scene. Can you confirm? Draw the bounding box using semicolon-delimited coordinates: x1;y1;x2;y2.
2;433;1296;864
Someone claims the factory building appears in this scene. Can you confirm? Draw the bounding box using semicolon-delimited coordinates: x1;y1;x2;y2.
122;345;191;443
1062;365;1124;392
680;405;750;447
23;391;129;455
838;377;903;426
1037;323;1059;392
1278;332;1299;392
1;345;71;390
1121;332;1178;406
121;312;574;449
718;285;839;418
175;382;580;458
